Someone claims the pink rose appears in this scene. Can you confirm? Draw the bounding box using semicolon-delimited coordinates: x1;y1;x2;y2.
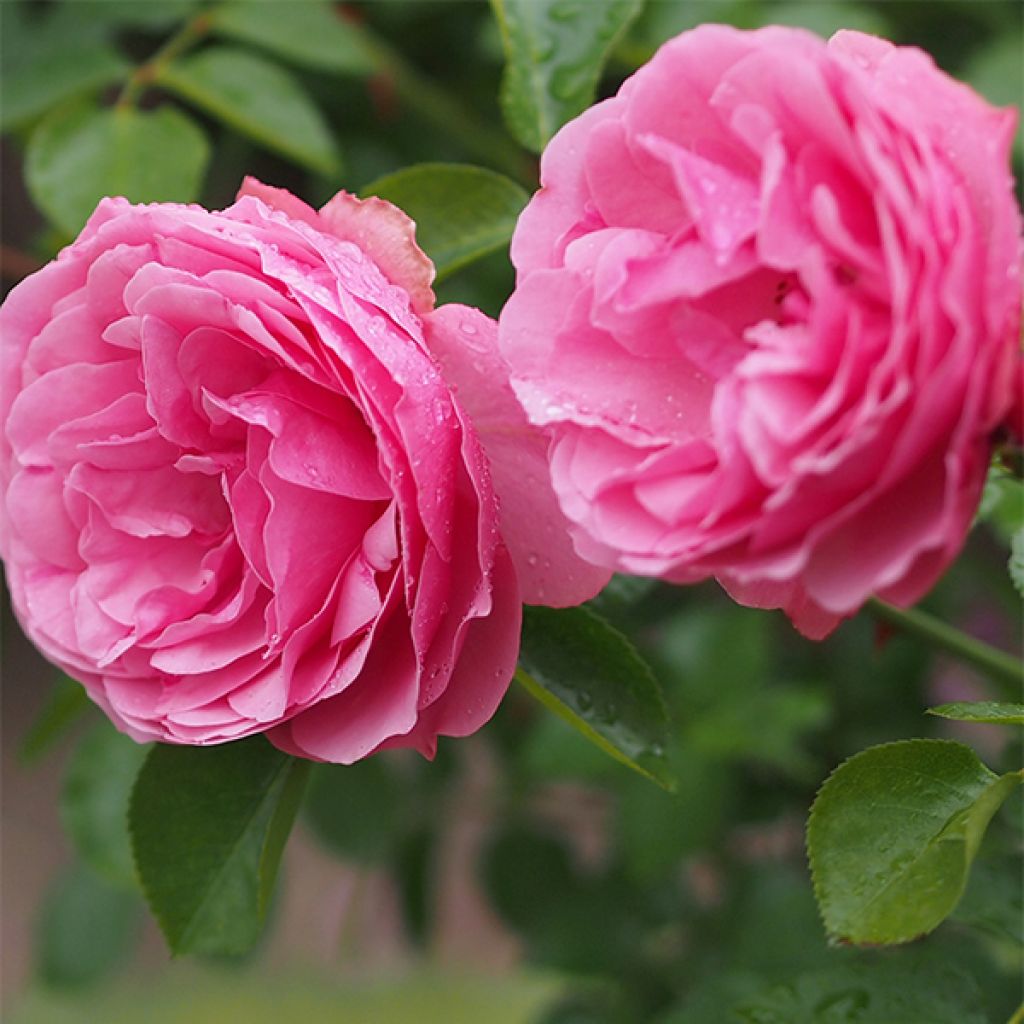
500;26;1022;637
1;180;606;762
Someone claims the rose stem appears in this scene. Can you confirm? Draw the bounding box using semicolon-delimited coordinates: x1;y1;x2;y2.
116;11;213;112
867;598;1023;698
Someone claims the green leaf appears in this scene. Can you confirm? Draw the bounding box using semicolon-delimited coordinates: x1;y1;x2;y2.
517;605;674;790
928;701;1024;726
363;163;528;281
303;757;406;864
156;46;340;175
36;864;141;991
19;675;93;764
209;1;375;76
0;32;129;133
129;737;311;955
807;739;1023;945
62;724;149;888
952;853;1024;948
25;100;209;236
491;0;643;151
735;961;989;1024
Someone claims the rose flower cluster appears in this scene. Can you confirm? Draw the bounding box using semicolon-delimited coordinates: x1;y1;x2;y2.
2;28;1020;761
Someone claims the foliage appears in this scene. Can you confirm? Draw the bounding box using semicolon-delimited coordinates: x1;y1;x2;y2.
5;1;1023;1021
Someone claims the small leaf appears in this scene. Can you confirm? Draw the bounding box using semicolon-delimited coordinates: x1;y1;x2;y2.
363;163;528;281
19;675;93;764
61;723;150;887
25;100;209;236
735;961;989;1024
209;0;375;76
36;864;141;991
807;739;1023;945
518;605;674;789
491;0;643;151
130;737;310;955
928;701;1024;726
156;46;340;175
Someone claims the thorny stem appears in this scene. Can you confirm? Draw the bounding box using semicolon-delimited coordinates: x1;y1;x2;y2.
867;598;1023;699
116;11;213;111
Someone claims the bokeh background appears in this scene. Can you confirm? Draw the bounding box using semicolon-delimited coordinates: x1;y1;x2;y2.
2;2;1022;1021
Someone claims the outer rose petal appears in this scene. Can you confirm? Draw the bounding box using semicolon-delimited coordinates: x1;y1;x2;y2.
423;304;611;606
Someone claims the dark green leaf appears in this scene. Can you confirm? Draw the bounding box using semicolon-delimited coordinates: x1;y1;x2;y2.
807;739;1023;945
363;163;528;281
209;1;375;76
518;605;674;789
303;756;406;864
19;675;93;764
130;737;310;955
491;0;643;151
36;864;141;990
156;46;340;175
0;39;128;133
735;961;988;1024
25;99;209;236
928;701;1024;726
61;724;149;887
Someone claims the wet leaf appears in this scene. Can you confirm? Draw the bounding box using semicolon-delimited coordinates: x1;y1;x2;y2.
491;0;643;151
807;739;1022;945
518;605;674;790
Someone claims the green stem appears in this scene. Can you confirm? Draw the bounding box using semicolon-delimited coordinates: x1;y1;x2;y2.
867;599;1023;698
116;11;213;111
355;27;536;188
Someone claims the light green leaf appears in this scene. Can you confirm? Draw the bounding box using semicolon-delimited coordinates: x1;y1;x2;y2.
491;0;643;151
129;737;311;955
35;864;141;991
25;100;209;236
209;0;375;76
156;46;340;175
61;724;150;888
735;961;988;1024
518;605;674;790
19;675;93;764
928;701;1024;726
363;163;528;281
807;739;1023;945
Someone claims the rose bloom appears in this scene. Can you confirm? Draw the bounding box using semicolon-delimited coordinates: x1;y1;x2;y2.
500;26;1022;637
0;180;607;761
